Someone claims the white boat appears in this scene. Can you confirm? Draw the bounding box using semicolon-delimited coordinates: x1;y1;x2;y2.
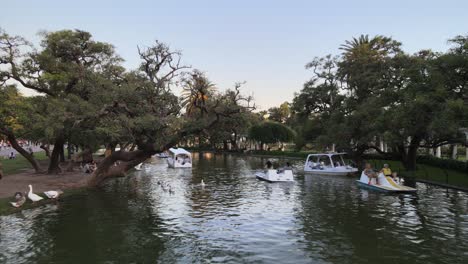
156;152;169;158
304;153;358;176
356;171;417;193
167;148;192;168
255;169;294;182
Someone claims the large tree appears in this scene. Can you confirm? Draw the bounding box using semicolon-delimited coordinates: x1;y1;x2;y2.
0;29;123;173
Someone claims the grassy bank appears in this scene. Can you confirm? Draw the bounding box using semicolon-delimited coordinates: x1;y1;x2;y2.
1;152;48;175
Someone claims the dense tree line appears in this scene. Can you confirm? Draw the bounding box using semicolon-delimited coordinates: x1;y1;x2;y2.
0;29;255;186
2;29;467;182
288;35;468;169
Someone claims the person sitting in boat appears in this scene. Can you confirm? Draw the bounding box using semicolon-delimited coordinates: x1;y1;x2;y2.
364;163;378;185
391;172;399;183
277;162;292;173
380;164;392;177
265;160;273;169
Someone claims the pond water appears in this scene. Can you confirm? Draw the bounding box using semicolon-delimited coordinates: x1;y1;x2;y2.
1;153;467;264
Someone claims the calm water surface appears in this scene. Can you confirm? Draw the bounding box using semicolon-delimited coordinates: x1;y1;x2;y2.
1;153;467;264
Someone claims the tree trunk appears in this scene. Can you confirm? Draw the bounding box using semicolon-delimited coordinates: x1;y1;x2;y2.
451;144;458;160
223;140;228;151
4;131;41;173
48;136;65;174
67;143;73;160
60;145;65;162
87;149;153;187
40;144;50;157
398;137;421;171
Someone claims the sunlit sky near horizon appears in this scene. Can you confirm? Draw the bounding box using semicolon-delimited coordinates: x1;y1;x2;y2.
2;0;468;109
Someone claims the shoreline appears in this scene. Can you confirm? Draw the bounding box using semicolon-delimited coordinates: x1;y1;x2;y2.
0;168;89;216
2;151;467;216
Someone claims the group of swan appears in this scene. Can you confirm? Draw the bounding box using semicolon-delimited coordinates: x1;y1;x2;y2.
157;180;175;194
10;185;63;208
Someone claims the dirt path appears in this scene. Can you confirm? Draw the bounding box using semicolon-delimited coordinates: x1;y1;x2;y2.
0;168;89;199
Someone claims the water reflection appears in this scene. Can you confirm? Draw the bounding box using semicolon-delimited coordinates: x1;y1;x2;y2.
0;154;467;263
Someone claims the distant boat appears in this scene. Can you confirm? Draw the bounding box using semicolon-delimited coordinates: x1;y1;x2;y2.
356;171;416;193
167;148;192;168
304;153;358;176
256;169;294;182
156;152;169;158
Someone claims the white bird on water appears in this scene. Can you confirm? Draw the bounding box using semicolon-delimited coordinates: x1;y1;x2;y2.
44;190;64;199
201;179;205;187
27;185;44;202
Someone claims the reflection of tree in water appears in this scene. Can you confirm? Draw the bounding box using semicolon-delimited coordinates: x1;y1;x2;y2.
297;176;468;264
21;186;169;263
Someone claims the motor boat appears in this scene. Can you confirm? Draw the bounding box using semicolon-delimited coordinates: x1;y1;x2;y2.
167;148;192;168
304;153;358;176
356;171;417;193
255;169;294;182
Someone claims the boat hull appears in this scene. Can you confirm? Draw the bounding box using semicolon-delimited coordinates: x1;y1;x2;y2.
255;170;294;182
304;169;358;176
356;172;416;193
167;158;192;168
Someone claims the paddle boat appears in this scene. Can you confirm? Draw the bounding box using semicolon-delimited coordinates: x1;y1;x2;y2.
167;148;192;168
356;171;417;193
304;153;358;176
156;152;169;158
255;169;294;182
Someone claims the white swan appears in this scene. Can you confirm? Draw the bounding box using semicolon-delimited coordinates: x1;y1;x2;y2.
10;192;26;208
134;163;143;171
27;185;43;202
200;179;205;187
44;190;64;199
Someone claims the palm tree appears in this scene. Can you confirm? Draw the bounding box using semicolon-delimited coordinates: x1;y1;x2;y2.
181;70;216;117
340;34;401;59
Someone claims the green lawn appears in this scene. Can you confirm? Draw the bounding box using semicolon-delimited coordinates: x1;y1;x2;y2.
1;152;48;175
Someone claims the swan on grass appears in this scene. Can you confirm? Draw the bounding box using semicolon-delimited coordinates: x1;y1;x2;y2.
27;185;43;202
44;190;64;199
10;192;26;208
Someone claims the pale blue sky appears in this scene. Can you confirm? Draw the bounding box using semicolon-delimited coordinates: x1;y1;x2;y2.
2;0;467;109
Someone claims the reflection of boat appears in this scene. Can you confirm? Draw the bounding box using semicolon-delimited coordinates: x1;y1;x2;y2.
167;148;192;168
255;169;294;182
356;171;417;193
304;153;358;176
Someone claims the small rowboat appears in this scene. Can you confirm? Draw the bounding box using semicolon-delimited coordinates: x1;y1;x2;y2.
255;169;294;182
356;171;416;193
